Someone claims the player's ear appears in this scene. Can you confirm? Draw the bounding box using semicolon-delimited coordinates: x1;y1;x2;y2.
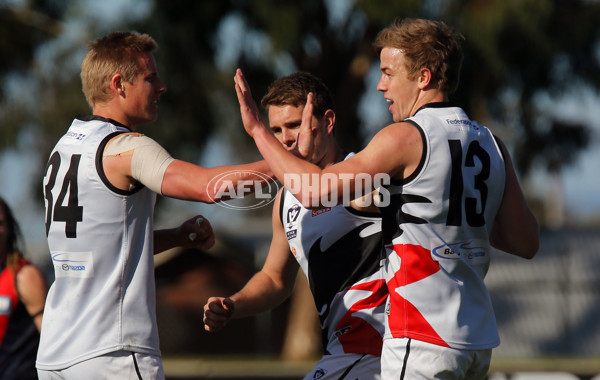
111;74;126;96
324;109;335;135
418;67;432;90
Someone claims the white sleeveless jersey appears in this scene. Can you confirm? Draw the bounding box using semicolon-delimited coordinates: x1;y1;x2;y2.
37;116;159;370
381;103;505;349
281;178;387;357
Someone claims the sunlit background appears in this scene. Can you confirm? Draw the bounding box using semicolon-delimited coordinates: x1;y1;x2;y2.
1;0;599;379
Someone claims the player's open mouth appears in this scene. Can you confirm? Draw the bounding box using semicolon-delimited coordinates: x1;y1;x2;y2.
385;98;394;112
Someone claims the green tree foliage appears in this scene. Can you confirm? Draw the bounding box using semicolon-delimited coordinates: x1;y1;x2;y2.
135;0;599;177
1;0;599;188
450;0;600;175
0;1;68;149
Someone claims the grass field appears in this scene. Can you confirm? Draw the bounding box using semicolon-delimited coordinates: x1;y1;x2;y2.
162;356;600;379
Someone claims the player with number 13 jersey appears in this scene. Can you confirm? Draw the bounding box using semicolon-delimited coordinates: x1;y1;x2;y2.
381;103;505;349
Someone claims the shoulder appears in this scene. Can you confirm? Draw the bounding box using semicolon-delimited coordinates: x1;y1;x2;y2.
360;121;423;179
104;132;161;154
371;121;423;148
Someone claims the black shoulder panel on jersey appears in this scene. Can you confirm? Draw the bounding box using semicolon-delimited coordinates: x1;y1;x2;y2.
279;187;288;226
95;132;145;196
389;119;427;186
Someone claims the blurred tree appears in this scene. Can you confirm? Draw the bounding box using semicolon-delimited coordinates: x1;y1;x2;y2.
135;0;599;177
0;0;599;212
0;1;68;149
449;0;599;176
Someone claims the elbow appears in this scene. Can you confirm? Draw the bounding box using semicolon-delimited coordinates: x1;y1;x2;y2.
520;235;540;260
513;229;540;260
490;224;540;260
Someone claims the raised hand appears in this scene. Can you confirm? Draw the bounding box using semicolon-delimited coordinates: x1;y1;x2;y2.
234;68;266;138
292;92;315;159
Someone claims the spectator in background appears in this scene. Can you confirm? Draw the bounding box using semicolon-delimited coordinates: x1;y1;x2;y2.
0;196;48;380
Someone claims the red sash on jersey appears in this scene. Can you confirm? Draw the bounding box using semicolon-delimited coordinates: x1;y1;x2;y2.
387;244;450;347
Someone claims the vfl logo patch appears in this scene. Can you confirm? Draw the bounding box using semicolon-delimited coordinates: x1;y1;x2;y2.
286;204;301;229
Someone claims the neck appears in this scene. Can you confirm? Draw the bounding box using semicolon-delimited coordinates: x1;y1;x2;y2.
93;104;135;131
410;89;446;117
321;145;344;169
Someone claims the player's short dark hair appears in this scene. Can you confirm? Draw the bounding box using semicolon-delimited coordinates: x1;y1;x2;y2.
261;71;335;118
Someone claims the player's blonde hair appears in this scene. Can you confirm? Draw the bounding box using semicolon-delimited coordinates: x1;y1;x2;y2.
374;18;464;94
81;31;158;109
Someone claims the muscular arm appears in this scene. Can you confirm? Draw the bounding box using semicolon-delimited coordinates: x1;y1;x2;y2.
101;132;273;203
236;69;420;208
161;159;272;202
16;265;48;332
203;192;299;331
490;138;539;259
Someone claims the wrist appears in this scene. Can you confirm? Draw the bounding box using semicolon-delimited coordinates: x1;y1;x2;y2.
252;126;270;141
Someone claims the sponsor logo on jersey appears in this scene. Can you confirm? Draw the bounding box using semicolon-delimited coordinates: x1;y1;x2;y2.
286;229;297;240
311;208;331;217
65;131;87;140
51;251;94;278
291;246;298;257
286;204;301;229
445;118;479;130
432;241;486;260
0;296;12;315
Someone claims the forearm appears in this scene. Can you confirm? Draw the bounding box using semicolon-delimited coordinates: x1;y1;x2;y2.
230;270;296;319
161;159;274;202
153;228;178;254
252;127;321;184
253;128;353;209
490;205;539;259
491;138;540;259
153;215;214;254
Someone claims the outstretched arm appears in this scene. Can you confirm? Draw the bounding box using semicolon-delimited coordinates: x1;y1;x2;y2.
490;138;539;259
235;68;420;209
101;132;274;203
161;159;274;202
203;192;299;332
